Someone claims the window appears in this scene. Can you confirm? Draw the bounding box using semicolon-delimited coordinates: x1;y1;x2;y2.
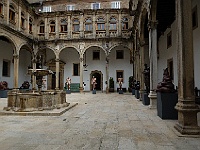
73;63;80;76
116;70;124;83
109;17;117;30
2;60;10;77
122;17;128;30
39;21;45;33
93;50;100;60
0;3;3;16
167;31;172;48
50;20;55;33
111;1;120;9
97;17;105;30
21;12;25;29
116;50;124;59
73;18;80;32
60;19;67;32
167;58;173;80
29;17;33;33
42;6;51;12
85;18;93;31
66;5;75;11
192;6;198;30
9;5;15;23
91;3;100;9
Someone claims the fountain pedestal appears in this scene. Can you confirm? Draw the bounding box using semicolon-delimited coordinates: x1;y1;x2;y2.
4;69;69;112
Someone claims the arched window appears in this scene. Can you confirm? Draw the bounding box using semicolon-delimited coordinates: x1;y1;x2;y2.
50;20;55;33
109;17;117;30
21;12;25;29
0;3;3;16
97;17;105;30
85;18;92;31
9;5;15;23
29;17;33;33
73;18;80;32
39;21;45;34
122;17;128;30
60;19;67;32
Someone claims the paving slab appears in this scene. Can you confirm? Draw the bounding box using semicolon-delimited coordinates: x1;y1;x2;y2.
0;93;199;150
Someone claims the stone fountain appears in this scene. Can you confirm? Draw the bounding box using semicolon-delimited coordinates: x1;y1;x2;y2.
4;68;69;112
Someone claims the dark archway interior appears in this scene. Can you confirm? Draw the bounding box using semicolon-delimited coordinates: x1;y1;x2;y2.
156;0;175;38
92;72;101;91
0;36;11;43
144;14;149;39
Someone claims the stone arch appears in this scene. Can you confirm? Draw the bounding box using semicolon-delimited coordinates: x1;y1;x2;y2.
19;43;33;53
90;70;103;91
59;45;79;54
0;34;17;53
139;7;149;41
109;44;131;53
84;45;106;54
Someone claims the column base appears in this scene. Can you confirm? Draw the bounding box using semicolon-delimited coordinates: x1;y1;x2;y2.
79;87;84;94
175;101;200;135
148;91;157;109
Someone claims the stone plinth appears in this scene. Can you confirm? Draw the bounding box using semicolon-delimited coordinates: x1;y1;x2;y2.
5;90;68;112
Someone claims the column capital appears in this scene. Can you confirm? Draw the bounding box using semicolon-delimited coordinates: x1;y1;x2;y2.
80;57;84;62
55;58;60;62
13;54;19;59
148;20;158;30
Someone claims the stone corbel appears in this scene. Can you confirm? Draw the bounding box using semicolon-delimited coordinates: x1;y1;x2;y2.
13;54;19;59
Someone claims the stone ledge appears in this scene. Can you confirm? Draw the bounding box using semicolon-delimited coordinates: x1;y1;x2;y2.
0;102;78;116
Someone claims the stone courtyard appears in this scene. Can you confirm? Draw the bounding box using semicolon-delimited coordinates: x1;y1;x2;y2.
0;92;200;150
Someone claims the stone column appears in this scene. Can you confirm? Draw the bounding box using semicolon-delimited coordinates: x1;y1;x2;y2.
32;58;37;90
55;14;59;39
80;12;84;38
148;20;158;109
79;54;84;93
6;0;10;24
139;43;145;101
55;58;60;90
13;54;19;89
106;56;109;93
45;17;49;39
18;6;21;31
106;11;109;37
93;12;96;38
67;14;71;38
175;0;200;135
118;10;122;36
26;13;30;35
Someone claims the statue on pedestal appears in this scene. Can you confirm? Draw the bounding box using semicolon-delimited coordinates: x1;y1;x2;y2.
91;76;97;90
65;77;71;90
143;64;150;93
118;76;123;90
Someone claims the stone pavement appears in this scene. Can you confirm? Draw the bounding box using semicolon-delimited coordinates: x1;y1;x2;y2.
0;92;200;150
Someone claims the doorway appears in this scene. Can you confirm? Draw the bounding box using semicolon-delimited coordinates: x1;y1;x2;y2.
90;70;103;91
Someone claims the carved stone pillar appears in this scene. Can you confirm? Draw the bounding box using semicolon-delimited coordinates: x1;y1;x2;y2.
118;10;122;36
93;12;96;38
139;43;145;101
55;14;59;39
175;0;200;135
148;20;158;109
67;15;71;38
18;6;21;31
55;58;60;90
45;17;49;39
6;0;9;24
79;55;84;93
106;56;109;93
80;12;84;38
106;11;109;37
13;54;19;89
32;58;37;90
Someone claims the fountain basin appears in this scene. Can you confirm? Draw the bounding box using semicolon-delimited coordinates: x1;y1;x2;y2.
4;90;68;112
